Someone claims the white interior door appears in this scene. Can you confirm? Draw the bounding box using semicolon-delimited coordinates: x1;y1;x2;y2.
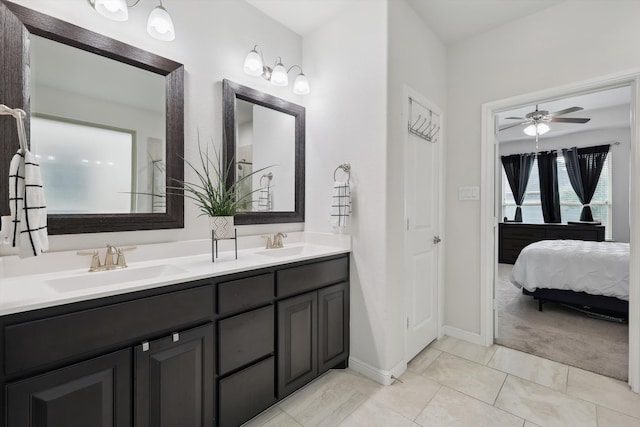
404;91;441;361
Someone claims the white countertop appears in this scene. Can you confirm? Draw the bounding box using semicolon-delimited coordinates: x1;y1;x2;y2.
0;232;351;316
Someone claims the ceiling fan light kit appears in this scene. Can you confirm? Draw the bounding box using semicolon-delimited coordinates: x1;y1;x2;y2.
500;104;591;148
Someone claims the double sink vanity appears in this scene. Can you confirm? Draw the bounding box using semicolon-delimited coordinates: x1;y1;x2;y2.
0;233;351;426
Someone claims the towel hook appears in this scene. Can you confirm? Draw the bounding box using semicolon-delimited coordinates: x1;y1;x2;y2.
333;163;351;183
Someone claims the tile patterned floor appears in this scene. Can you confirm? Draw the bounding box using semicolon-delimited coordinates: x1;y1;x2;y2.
243;336;640;427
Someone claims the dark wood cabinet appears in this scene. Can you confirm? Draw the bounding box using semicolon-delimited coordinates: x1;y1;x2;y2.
135;323;214;427
498;222;605;263
7;349;132;427
278;291;318;398
2;253;349;427
318;282;349;375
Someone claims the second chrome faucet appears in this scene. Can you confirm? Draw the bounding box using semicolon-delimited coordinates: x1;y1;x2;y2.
264;232;287;249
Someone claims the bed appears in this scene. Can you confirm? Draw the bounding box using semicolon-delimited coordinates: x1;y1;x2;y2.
510;240;630;318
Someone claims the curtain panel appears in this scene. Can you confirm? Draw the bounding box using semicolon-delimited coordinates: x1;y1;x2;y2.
537;150;562;223
501;153;536;221
562;144;610;222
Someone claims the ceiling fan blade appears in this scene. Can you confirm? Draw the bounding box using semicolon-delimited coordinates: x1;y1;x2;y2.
499;121;526;131
550;117;591;124
549;106;583;116
504;116;526;120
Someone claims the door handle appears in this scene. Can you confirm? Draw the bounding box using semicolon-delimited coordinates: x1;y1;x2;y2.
433;236;442;244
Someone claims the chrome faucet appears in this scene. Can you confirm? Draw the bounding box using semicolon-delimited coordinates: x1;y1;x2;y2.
272;232;287;248
77;244;136;272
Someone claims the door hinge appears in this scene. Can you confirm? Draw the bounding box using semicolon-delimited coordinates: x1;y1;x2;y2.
407;218;410;231
406;317;410;328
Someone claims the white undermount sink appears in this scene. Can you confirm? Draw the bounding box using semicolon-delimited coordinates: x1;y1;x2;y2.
255;246;307;258
45;264;188;293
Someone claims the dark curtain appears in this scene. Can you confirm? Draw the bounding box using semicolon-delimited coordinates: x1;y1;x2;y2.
537;151;561;223
501;153;536;221
562;144;610;221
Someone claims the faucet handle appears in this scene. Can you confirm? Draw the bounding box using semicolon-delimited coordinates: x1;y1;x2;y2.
115;246;136;268
77;250;101;271
261;235;274;249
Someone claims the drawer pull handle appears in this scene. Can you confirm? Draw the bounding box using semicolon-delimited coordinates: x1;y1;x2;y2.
172;332;180;342
142;341;150;352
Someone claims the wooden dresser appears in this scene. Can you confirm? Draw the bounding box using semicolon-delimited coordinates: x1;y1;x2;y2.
498;222;605;264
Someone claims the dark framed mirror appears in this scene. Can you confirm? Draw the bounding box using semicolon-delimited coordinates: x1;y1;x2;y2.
222;79;305;224
0;1;184;234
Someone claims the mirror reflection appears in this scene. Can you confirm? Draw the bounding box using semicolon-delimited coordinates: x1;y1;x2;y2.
30;35;166;214
235;99;295;212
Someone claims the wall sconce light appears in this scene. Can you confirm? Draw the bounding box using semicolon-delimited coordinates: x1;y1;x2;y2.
523;123;550;136
89;0;176;41
243;45;310;95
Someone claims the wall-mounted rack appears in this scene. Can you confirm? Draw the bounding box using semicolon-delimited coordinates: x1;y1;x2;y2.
408;97;440;143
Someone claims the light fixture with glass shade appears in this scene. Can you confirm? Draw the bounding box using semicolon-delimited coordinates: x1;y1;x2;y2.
147;0;175;41
523;123;550;136
242;45;311;95
93;0;129;21
89;0;176;41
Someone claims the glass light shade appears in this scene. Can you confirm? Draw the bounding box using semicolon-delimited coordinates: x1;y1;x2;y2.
243;50;264;76
94;0;128;21
147;5;175;41
270;62;289;87
293;73;310;95
523;123;550;136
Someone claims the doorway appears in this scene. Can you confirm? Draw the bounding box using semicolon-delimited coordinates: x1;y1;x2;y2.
480;72;640;392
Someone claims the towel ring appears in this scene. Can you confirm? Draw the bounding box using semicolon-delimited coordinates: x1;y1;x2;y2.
260;172;273;187
333;163;351;183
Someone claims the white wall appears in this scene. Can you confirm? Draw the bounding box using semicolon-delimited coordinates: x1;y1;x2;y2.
386;0;447;371
303;0;389;373
304;0;446;380
1;0;306;257
446;0;640;334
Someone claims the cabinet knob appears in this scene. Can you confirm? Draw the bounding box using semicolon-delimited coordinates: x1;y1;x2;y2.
142;341;150;352
172;332;180;342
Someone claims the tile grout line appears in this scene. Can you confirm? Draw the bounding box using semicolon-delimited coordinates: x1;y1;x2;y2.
410;383;443;423
491;371;509;407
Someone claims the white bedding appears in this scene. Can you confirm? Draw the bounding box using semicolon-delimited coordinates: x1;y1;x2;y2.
509;240;630;301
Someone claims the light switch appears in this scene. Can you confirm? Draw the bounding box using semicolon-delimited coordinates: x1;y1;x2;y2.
458;186;480;201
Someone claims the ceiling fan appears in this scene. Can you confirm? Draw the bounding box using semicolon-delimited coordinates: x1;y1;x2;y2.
500;105;591;148
500;105;591;132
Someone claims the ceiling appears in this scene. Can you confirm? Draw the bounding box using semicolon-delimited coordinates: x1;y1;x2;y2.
245;0;566;44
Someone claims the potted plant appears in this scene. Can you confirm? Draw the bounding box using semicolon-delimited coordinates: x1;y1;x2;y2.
171;137;270;239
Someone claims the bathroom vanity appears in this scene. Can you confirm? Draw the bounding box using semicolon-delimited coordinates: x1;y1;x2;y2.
0;240;350;427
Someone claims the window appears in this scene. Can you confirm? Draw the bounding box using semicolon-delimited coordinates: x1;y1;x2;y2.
502;154;612;239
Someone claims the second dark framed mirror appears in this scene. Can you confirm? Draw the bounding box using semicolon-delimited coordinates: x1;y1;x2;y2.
222;79;305;224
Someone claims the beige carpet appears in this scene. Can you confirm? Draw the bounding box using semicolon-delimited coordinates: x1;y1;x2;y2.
495;263;629;381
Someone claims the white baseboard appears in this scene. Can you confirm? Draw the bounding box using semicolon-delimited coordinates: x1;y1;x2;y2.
442;325;485;346
348;357;407;386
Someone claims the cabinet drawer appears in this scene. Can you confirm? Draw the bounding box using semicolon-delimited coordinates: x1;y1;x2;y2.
277;256;348;297
549;228;601;240
218;305;274;375
501;226;545;239
217;273;274;315
218;356;276;427
501;238;538;251
4;286;214;376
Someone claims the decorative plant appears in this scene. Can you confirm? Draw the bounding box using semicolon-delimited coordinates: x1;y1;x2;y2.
169;136;271;217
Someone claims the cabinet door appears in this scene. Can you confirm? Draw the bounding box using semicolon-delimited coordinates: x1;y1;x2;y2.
135;323;214;427
318;282;349;374
278;292;318;398
7;349;132;427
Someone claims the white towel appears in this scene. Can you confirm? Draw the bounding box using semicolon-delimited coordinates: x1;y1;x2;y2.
329;181;351;227
8;138;49;257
